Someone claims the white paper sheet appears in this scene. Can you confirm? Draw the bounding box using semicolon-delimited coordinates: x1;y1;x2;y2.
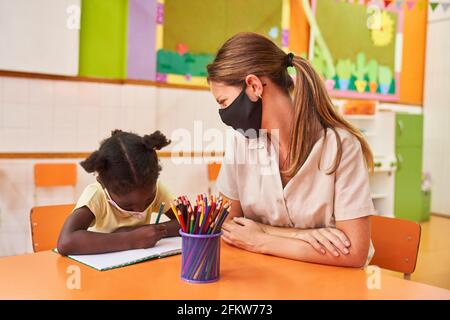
65;236;182;271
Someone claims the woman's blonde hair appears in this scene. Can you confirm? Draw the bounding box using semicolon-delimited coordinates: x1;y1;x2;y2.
207;32;373;176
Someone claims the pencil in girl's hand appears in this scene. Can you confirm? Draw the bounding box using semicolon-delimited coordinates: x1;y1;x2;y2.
155;202;165;224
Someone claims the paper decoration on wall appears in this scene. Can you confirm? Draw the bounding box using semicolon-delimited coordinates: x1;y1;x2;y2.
360;0;450;11
268;27;280;39
176;43;189;56
79;0;128;79
371;11;395;47
127;0;158;81
430;2;439;10
155;0;290;87
309;0;404;101
406;1;416;10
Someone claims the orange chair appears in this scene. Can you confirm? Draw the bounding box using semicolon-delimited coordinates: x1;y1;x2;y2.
207;162;222;195
370;215;421;280
34;163;78;204
30;204;75;252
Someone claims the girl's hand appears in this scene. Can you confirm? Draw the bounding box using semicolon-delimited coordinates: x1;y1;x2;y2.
221;217;267;253
297;228;351;256
130;224;167;249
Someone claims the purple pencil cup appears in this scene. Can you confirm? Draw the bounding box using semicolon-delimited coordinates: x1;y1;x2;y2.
179;229;222;284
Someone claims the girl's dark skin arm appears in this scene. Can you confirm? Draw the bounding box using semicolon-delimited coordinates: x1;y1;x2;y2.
112;209;180;236
56;207;179;256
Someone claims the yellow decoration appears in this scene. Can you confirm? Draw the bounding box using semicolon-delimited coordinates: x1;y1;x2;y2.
371;11;394;47
355;80;368;93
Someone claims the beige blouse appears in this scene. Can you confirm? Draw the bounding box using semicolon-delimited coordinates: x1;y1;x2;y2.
216;127;377;228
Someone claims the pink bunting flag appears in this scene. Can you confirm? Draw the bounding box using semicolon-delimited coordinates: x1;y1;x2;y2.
406;1;416;10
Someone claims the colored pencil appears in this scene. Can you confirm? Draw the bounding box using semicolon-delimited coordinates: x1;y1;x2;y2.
176;205;187;232
170;202;180;224
170;193;231;235
155;202;165;224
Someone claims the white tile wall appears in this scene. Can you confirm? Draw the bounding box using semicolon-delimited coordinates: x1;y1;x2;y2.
155;87;226;152
423;15;450;216
0;76;227;256
29;79;54;105
0;76;227;152
0;159;96;257
0;157;221;257
3;77;29;104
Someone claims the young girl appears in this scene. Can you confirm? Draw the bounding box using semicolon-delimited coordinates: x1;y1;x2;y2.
57;130;180;255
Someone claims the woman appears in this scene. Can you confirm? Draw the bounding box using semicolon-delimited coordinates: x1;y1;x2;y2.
207;32;376;267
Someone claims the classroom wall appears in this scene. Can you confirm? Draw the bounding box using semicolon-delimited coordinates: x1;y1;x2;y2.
0;0;80;76
422;7;450;216
0;75;225;256
0;157;221;257
0;76;225;152
0;159;93;256
398;0;428;104
289;0;428;105
0;0;437;257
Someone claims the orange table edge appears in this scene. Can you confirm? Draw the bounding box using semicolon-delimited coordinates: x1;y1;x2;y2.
0;242;449;300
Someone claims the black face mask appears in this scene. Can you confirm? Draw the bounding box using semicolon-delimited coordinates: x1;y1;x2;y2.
218;89;262;139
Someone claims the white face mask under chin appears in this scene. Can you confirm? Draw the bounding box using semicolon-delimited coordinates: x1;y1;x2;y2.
104;188;150;220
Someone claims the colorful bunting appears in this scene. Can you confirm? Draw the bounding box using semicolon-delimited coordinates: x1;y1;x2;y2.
417;0;427;9
430;2;439;10
406;1;416;10
334;1;450;12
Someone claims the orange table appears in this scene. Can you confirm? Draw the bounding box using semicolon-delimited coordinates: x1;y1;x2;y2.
0;242;449;300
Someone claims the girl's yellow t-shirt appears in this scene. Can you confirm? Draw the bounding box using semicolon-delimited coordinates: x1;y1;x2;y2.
73;179;174;233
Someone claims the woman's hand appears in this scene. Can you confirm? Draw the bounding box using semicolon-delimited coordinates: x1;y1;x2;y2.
129;224;167;249
222;216;351;257
296;227;351;257
221;217;267;253
249;220;351;257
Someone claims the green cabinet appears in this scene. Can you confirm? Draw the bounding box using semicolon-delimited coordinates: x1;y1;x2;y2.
396;113;423;147
395;146;423;221
394;113;430;222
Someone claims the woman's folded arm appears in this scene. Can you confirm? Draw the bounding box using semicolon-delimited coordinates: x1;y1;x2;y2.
223;216;371;268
